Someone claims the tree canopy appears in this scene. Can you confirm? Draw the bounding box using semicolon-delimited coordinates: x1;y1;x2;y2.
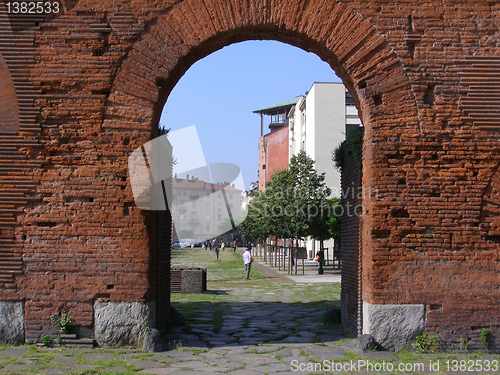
238;151;340;243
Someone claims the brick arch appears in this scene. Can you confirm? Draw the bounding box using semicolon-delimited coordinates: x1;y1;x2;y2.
105;0;419;135
103;0;420;337
0;51;20;132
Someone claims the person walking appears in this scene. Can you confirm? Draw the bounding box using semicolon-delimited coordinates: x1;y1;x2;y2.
232;240;237;252
243;242;253;280
214;240;220;260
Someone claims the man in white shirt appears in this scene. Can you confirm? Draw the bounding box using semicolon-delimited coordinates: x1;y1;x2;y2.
243;243;253;280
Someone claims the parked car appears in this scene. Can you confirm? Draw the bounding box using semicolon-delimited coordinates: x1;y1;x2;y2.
172;240;191;248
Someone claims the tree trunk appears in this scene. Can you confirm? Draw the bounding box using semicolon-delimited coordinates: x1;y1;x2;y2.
318;239;324;274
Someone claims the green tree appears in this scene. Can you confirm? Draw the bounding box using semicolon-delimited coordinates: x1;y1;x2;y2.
263;168;295;240
288;151;331;245
239;151;336;249
237;191;270;242
308;197;341;244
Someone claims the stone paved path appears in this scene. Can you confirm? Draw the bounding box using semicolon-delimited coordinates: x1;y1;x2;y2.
1;339;499;374
1;252;498;374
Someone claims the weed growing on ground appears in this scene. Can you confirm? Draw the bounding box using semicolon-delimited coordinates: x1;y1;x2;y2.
459;336;471;351
481;328;491;350
413;332;442;354
179;348;207;354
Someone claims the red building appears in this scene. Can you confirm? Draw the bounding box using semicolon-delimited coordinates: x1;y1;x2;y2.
254;97;301;190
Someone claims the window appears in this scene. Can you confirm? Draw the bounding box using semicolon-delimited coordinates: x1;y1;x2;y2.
206;214;210;223
179;214;185;221
179;191;186;196
217;203;222;211
217;214;222;221
229;194;233;199
206;225;210;231
206;202;210;209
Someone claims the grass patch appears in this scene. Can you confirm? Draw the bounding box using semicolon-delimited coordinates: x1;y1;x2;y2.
178;348;208;354
396;350;425;362
171;248;341;304
332;350;362;362
245;347;284;355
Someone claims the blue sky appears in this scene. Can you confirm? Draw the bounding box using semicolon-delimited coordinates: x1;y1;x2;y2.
160;40;341;190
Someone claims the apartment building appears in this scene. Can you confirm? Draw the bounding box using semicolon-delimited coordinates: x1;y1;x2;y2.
171;176;242;243
254;82;362;257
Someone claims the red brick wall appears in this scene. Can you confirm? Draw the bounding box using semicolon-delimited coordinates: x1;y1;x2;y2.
0;0;497;348
259;127;289;190
340;142;362;336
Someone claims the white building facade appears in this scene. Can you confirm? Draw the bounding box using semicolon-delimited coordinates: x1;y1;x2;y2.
171;177;242;243
288;82;362;258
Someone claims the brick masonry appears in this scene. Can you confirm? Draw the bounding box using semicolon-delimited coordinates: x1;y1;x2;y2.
0;0;498;349
258;127;290;191
339;141;363;337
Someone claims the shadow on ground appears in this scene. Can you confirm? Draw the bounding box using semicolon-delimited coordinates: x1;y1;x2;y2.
167;300;347;349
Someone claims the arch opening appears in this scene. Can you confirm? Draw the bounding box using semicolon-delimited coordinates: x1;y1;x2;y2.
160;40;351;345
105;0;420;343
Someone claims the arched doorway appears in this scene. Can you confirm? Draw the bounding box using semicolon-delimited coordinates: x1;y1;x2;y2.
102;0;419;346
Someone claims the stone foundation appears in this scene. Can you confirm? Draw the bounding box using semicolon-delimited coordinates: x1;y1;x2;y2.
94;301;155;348
363;302;425;352
0;301;24;344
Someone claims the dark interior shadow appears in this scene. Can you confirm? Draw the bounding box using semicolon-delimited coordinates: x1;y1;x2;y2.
165;300;347;349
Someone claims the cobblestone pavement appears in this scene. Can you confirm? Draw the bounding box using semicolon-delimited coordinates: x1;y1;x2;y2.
1;252;498;374
1;338;499;374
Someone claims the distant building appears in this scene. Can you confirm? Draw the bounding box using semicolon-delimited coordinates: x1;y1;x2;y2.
253;82;362;257
241;181;259;213
171;176;242;243
288;82;362;257
288;82;362;197
253;96;301;191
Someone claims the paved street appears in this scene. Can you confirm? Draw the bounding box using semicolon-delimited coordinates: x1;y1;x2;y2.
0;249;498;374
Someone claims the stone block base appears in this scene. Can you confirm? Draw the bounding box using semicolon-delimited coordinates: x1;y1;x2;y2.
363;302;425;351
0;301;24;344
94;301;155;348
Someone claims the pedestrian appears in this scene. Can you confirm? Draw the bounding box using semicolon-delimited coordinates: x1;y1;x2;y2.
243;242;253;280
214;240;220;260
221;241;225;251
232;240;237;252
